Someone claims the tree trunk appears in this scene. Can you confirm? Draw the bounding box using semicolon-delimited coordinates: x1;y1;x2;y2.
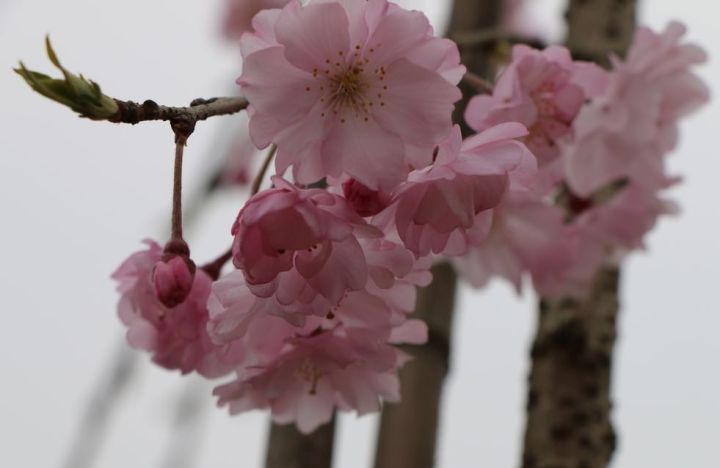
522;2;637;467
265;418;336;468
373;263;459;468
523;268;621;468
373;2;503;467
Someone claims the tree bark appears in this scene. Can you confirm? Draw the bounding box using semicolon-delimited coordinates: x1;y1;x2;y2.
522;2;637;467
373;263;459;468
523;269;621;468
265;418;336;468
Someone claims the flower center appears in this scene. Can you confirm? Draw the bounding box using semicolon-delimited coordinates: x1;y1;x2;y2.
296;358;323;395
526;81;573;150
309;47;388;122
328;68;367;113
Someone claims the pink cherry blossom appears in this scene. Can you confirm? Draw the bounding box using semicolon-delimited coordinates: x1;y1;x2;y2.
112;241;242;377
222;0;290;39
537;183;678;297
214;327;408;433
453;194;568;292
232;176;381;309
208;236;429;432
379;123;536;257
466;44;608;168
238;0;463;190
574;183;678;253
212;235;426;338
564;22;709;197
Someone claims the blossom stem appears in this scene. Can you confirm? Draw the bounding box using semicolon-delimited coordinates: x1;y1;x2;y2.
171;138;186;240
462;71;494;94
201;249;233;281
251;144;277;196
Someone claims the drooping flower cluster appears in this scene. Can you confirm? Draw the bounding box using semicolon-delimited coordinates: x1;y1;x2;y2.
456;22;708;297
112;0;707;434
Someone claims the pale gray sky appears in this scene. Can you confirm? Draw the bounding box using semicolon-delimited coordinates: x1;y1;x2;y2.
1;1;717;467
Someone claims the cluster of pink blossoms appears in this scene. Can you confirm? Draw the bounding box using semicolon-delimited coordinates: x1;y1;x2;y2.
455;22;708;296
113;0;707;433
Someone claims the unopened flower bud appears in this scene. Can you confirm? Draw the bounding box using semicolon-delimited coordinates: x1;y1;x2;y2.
342;178;390;217
153;255;196;308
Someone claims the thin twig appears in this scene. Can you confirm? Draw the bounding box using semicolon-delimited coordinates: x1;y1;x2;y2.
450;27;546;50
61;345;138;468
462;71;494;94
251;144;277;196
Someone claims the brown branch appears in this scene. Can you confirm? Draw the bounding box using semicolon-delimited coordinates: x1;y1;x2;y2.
522;2;637;467
16;38;249;126
110;96;249;125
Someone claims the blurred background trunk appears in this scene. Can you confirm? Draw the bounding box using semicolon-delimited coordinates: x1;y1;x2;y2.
373;1;503;467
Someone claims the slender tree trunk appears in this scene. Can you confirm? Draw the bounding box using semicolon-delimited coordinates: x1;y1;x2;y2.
374;263;459;468
265;418;336;468
522;2;637;467
373;2;502;467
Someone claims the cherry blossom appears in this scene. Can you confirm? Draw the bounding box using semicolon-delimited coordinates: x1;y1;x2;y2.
452;193;575;293
466;44;607;169
238;0;463;190
379;123;536;257
112;240;241;377
231;176;380;308
564;22;709;197
213;327;409;433
207;235;429;432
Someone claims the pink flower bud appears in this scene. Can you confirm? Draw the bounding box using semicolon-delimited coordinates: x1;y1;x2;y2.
342;178;390;217
153;255;196;308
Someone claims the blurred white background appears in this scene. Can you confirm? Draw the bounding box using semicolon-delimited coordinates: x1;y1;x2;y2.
0;0;717;467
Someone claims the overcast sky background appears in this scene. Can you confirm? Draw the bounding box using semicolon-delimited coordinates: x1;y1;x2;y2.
1;1;718;467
